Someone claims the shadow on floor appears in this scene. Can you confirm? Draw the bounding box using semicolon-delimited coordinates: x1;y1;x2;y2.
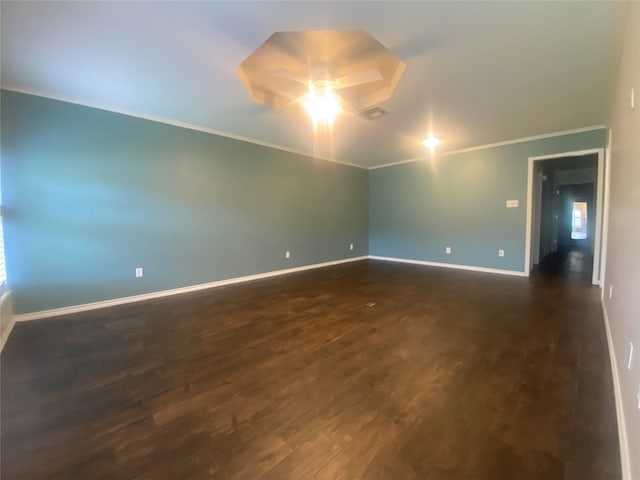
534;247;594;283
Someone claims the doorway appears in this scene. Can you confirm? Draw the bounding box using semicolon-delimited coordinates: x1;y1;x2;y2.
525;149;605;284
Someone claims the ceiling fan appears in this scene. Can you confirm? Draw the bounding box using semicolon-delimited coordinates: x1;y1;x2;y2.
272;67;383;91
237;30;406;125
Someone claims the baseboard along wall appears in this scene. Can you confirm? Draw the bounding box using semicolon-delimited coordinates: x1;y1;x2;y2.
600;300;631;480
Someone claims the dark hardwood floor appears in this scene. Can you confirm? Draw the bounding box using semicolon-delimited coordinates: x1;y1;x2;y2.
537;246;594;282
1;260;620;479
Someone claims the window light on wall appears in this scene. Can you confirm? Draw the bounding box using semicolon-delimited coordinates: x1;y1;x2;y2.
0;212;5;288
0;176;6;290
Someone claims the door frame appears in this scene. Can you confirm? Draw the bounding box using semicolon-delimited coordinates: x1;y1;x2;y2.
524;148;605;285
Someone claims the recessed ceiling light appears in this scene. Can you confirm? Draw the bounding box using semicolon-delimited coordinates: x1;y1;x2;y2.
422;135;440;150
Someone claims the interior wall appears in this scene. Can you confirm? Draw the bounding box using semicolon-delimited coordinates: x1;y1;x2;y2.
1;90;369;315
602;2;640;478
369;130;606;272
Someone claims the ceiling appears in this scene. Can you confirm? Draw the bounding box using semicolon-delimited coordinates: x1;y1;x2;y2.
0;1;627;169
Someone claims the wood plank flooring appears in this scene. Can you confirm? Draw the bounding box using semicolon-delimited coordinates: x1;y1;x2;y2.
1;260;620;479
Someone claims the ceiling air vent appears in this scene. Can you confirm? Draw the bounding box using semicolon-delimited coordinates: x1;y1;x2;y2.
361;107;389;120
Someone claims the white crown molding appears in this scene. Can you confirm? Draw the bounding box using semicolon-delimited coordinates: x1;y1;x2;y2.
2;86;606;173
369;156;430;171
369;125;607;171
443;125;607;156
600;300;632;480
0;85;367;171
368;255;528;277
1;86;607;172
12;256;368;322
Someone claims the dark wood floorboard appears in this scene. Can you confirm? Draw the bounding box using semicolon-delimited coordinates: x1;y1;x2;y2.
1;260;620;479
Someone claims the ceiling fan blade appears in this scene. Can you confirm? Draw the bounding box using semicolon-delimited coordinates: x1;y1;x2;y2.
333;69;383;89
272;68;310;85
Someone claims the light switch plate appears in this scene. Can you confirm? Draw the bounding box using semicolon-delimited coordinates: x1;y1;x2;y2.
506;200;519;208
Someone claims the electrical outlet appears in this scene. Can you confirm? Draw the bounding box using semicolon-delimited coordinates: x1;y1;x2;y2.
498;249;505;257
628;343;635;370
609;285;613;299
349;243;354;251
135;267;143;278
285;251;291;259
445;247;451;254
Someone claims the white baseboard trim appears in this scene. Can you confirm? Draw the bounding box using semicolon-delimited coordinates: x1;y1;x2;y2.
368;255;528;277
13;256;368;323
0;290;16;353
600;299;631;480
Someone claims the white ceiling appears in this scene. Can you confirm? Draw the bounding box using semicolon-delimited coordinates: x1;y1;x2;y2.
0;1;627;168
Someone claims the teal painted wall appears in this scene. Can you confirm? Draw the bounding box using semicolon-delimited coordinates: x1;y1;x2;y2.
369;129;607;272
1;89;609;314
1;91;369;314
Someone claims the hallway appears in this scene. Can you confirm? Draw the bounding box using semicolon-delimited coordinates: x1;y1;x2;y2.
536;247;595;284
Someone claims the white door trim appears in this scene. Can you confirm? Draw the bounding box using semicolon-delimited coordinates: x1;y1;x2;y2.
524;148;605;285
599;130;613;296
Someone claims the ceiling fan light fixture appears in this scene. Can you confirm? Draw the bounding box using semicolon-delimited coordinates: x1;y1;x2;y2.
304;85;340;125
237;31;406;126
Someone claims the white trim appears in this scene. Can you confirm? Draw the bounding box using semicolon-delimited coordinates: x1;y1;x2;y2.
600;130;613;295
528;148;604;162
0;290;15;353
524;157;535;276
600;299;631;480
369;156;429;171
14;256;368;322
370;126;607;170
445;126;606;157
524;148;605;285
368;255;527;277
3;86;607;173
593;149;605;285
0;86;367;171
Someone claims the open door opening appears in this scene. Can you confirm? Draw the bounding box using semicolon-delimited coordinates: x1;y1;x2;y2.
527;151;603;284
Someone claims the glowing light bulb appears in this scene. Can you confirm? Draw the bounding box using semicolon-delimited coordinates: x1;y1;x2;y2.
422;135;440;151
304;85;340;125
